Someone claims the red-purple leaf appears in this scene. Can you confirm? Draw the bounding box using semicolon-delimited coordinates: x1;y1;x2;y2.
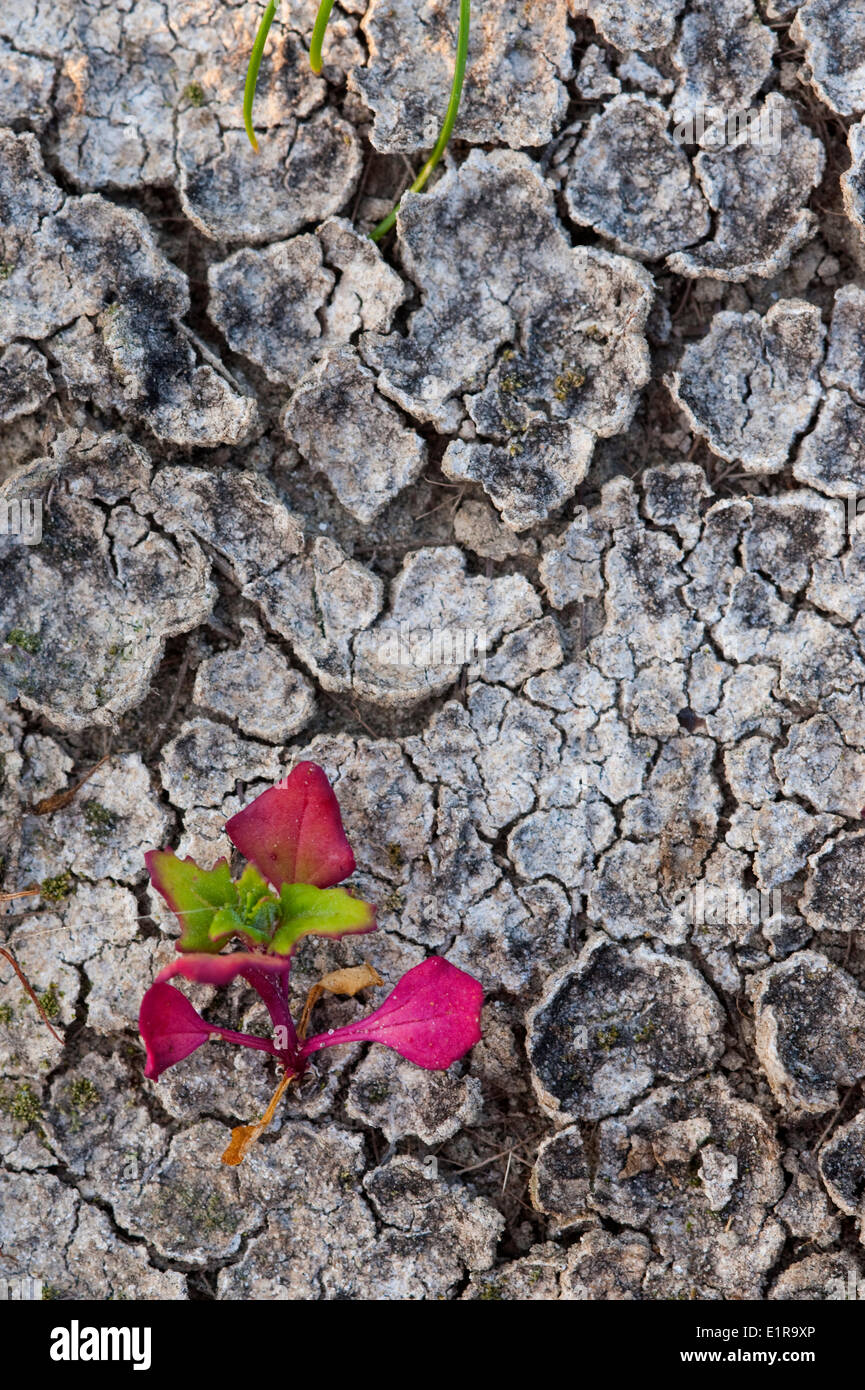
225;762;356;890
154;952;292;989
139;982;214;1080
140;975;285;1081
301;957;483;1070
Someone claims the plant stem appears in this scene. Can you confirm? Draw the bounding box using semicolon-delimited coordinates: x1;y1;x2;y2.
243;0;278;151
370;0;471;243
310;0;337;74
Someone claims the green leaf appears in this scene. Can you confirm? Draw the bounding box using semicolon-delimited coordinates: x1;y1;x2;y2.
207;906;245;946
146;851;236;953
270;883;376;956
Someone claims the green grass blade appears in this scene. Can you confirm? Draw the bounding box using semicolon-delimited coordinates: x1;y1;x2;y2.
310;0;337;74
370;0;471;243
243;0;278;151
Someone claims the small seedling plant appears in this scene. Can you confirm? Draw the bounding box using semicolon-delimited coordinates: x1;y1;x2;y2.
243;0;471;240
140;762;482;1164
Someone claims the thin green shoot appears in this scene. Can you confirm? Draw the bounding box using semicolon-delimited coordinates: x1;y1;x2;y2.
243;0;471;243
370;0;471;242
310;0;337;74
244;0;278;151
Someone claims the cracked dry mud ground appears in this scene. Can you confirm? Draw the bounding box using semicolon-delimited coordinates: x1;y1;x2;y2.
3;0;865;1304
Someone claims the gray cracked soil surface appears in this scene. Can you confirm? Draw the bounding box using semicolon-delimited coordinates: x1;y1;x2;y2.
2;0;865;1301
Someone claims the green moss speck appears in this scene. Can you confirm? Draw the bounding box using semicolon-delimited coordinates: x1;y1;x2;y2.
595;1024;620;1051
386;841;405;870
0;1004;13;1026
553;364;586;402
183;81;206;106
40;871;74;903
37;982;62;1019
82;800;117;839
365;1081;391;1104
5;628;40;654
2;1083;42;1127
69;1077;99;1111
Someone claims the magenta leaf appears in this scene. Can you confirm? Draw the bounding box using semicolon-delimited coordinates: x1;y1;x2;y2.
139;982;222;1081
301;957;483;1070
140;977;284;1081
225;762;356;890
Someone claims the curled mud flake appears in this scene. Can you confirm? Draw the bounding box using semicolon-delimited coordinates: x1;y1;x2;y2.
743;493;845;595
346;1048;482;1145
159;718;283;812
770;1252;864;1300
530;1126;593;1231
150;467;304;588
667;95;825;281
842;119;865;241
0;434;214;732
443;422;595;533
822;284;865;402
603;524;704;666
794;390;865;499
587;1077;784;1299
208;237;335;388
800;830;865;934
667;300;825;471
446;878;571;995
773;1165;842;1250
255;543;540;708
568;0;685;52
362;151;652;457
352;0;573;152
66;1205;188;1301
565;95;710;261
0;134;255;444
753;951;865;1111
208;221;406;392
463;1244;568;1301
562;1230;652;1300
0;38;54;131
642;463;712;551
247;536;382;694
224;1139;501;1299
792;0;865;116
672;0;776;115
109;1120;266;1266
818;1109;865;1239
525;935;725;1123
177;107;362;245
753;802;843;892
774;715;865;819
193;619;315;745
575;44;621;100
286;347;427;524
0;345;53;425
454;498;538;561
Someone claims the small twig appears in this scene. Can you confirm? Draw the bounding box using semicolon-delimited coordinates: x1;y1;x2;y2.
176;320;244;393
0;947;64;1044
30;754;110;816
812;1085;858;1156
0;887;41;904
